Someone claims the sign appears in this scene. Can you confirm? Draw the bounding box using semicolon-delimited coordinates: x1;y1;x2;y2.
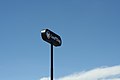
41;29;62;47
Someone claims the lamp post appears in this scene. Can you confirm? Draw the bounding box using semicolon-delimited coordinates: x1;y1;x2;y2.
41;29;62;80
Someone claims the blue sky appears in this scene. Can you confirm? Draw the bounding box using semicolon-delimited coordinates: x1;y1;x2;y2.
0;0;120;80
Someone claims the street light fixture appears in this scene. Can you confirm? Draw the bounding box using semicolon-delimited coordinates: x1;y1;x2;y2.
41;29;62;80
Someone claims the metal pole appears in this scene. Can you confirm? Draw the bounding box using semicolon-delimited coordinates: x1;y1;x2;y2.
51;44;53;80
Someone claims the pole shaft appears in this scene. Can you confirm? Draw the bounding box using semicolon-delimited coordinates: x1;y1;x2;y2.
51;44;53;80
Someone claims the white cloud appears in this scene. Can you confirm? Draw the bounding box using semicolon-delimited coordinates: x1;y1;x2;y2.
40;77;50;80
40;65;120;80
